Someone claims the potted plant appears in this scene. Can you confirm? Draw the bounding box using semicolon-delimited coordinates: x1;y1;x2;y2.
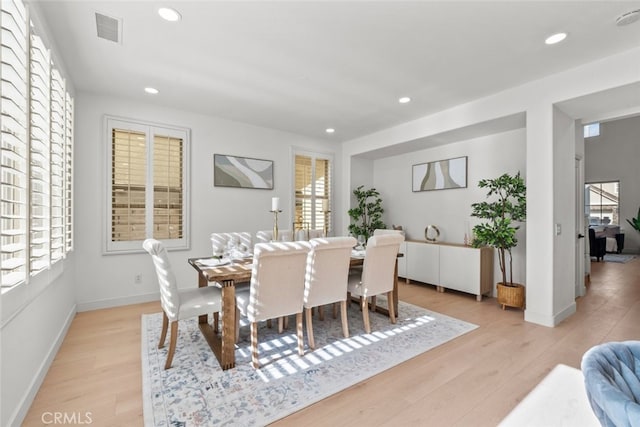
626;207;640;233
348;185;386;243
471;172;526;309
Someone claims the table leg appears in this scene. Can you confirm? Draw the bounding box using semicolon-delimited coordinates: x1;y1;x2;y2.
197;276;236;370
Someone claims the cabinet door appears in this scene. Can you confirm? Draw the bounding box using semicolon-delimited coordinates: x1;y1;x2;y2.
406;242;439;284
439;245;479;294
397;242;407;278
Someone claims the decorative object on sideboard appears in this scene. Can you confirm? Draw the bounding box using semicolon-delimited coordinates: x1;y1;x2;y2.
270;197;282;241
213;154;274;189
347;186;386;242
626;206;640;233
471;172;527;310
412;156;467;192
424;225;440;243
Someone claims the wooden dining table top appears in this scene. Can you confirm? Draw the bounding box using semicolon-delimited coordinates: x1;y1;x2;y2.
188;254;367;284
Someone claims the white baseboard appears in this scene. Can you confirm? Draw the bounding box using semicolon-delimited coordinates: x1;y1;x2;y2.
77;292;160;312
524;301;576;327
10;303;76;427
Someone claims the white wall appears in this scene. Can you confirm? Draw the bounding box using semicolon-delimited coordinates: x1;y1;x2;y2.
342;46;640;327
585;115;640;253
74;92;341;310
372;128;527;288
552;106;577;319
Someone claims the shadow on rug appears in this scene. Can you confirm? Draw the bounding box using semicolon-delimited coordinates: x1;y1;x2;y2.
142;300;477;426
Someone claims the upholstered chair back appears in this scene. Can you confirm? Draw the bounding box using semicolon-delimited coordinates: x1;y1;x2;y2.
255;229;293;244
359;233;404;296
304;236;356;307
373;229;404;236
143;239;180;321
247;241;309;321
210;231;252;254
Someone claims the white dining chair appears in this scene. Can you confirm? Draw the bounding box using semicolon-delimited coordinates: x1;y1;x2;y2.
373;228;405;236
235;241;310;368
143;239;222;369
303;236;357;349
347;233;404;334
255;229;293;244
210;231;253;255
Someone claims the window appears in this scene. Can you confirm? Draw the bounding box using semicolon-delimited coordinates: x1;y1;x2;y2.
105;117;189;253
294;151;332;234
1;0;29;287
585;181;619;226
1;0;74;289
584;123;600;138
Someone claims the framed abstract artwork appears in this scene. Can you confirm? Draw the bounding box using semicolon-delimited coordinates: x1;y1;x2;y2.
412;156;467;192
214;154;274;189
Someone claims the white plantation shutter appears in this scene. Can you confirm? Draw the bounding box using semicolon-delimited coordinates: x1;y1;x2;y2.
106;117;189;253
29;31;51;274
294;152;332;234
50;67;64;262
1;0;29;287
153;134;183;240
64;93;73;252
111;127;147;242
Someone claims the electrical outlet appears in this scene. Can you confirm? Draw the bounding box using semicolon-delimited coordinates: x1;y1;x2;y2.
134;273;142;284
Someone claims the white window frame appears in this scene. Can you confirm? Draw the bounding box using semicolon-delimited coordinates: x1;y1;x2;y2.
104;116;190;254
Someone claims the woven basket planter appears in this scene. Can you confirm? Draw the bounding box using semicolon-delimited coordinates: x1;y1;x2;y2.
497;282;525;310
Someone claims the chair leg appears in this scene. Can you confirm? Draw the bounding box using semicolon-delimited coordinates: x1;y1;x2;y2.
251;321;259;369
267;319;272;328
296;312;304;357
213;312;219;334
278;317;284;334
371;296;377;312
164;321;178;370
305;307;315;349
340;300;349;338
361;297;371;334
318;305;325;321
333;303;338;319
283;315;289;330
387;291;396;324
347;292;352;307
158;311;169;348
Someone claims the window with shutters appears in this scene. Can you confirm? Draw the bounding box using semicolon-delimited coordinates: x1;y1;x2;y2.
1;0;74;289
293;151;332;235
1;0;29;287
105;117;189;253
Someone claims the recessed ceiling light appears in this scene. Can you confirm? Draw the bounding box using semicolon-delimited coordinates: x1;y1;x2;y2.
144;87;159;94
398;97;411;104
158;7;181;22
545;32;567;45
325;128;335;134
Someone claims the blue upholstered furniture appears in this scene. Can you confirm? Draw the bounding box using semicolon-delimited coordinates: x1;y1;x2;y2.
581;341;640;427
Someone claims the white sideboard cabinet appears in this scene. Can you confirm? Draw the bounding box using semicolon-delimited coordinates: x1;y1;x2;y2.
400;240;493;301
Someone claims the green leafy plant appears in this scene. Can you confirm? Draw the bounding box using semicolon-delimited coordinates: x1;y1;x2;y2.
471;172;526;286
627;206;640;233
347;185;386;242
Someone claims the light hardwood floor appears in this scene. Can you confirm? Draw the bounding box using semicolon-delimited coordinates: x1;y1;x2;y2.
22;258;639;426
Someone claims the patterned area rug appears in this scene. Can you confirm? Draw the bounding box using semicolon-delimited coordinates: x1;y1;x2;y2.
141;300;477;426
603;253;637;263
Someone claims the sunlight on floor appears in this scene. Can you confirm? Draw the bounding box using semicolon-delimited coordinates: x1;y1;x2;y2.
247;314;436;382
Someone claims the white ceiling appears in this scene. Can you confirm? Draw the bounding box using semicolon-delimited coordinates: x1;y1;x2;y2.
33;1;640;142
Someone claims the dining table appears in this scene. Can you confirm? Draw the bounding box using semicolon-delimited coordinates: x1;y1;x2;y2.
188;252;401;370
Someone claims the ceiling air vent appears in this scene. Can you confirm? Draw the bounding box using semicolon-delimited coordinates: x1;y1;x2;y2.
95;12;121;43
